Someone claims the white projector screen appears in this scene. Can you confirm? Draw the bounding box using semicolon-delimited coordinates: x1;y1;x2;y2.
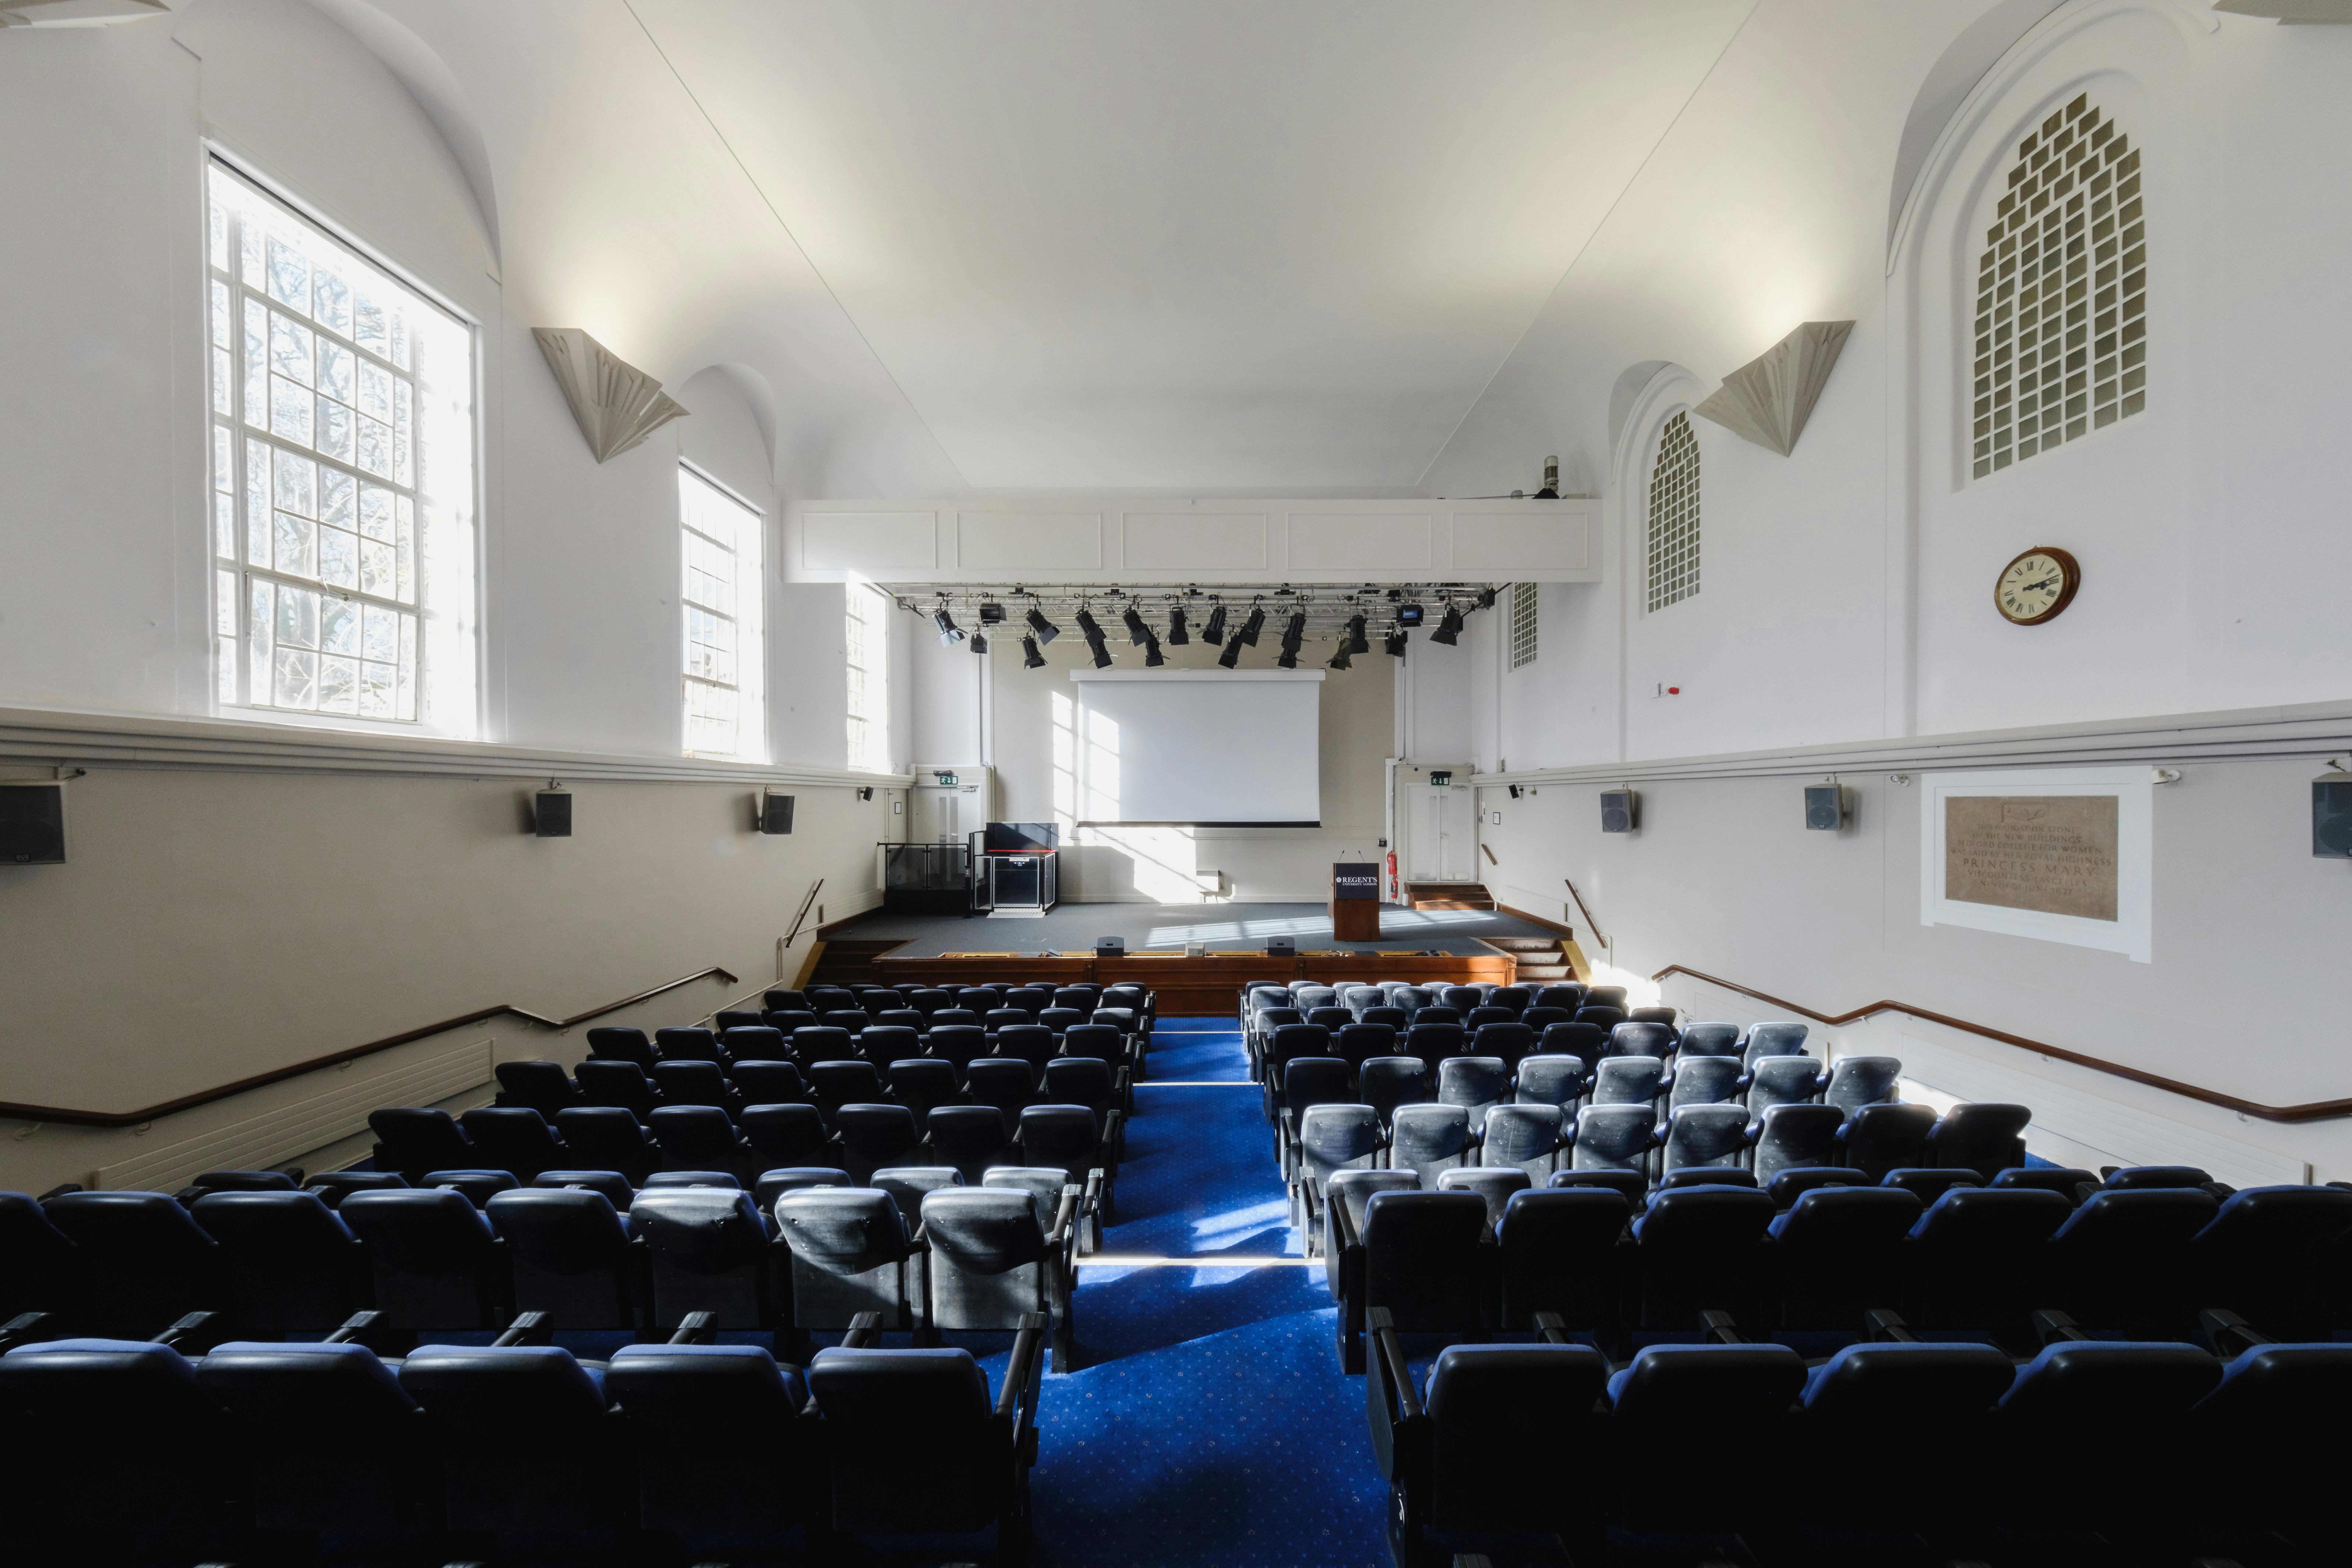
1070;670;1322;826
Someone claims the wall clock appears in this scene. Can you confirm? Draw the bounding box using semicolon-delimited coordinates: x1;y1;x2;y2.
1994;545;2080;626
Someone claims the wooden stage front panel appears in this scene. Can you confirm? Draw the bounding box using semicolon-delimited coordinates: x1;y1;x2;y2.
873;947;1518;1017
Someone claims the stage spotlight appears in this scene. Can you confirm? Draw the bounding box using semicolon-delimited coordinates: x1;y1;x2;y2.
1327;639;1352;671
1384;630;1408;657
1217;636;1243;669
1238;604;1265;645
1475;586;1498;610
1346;614;1369;654
1073;607;1104;641
971;632;989;654
1167;606;1189;645
1022;635;1047;669
1279;612;1305;650
1276;646;1300;669
1201;604;1227;644
932;606;965;646
1088;637;1114;669
1143;635;1166;668
1026;606;1060;644
1430;602;1464;646
978;601;1006;624
1122;605;1151;645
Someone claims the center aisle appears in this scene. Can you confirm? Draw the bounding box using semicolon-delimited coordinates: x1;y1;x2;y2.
1020;1016;1392;1568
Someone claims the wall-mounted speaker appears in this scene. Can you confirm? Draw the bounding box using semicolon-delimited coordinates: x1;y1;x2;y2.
1600;789;1639;834
533;789;572;838
1804;785;1847;832
760;791;796;835
2315;779;2352;858
0;782;67;864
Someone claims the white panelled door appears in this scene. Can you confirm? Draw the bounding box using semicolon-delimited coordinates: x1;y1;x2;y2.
1402;783;1477;882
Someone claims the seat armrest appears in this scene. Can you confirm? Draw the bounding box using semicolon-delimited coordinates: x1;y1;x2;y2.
2031;1308;2090;1346
324;1310;399;1353
1000;1309;1049;1437
1699;1308;1747;1345
1864;1308;1920;1344
1329;1190;1362;1251
0;1311;62;1353
493;1310;556;1348
1047;1183;1083;1250
667;1310;720;1346
842;1310;886;1350
1366;1308;1422;1421
2199;1307;2276;1355
1532;1309;1573;1348
152;1311;228;1352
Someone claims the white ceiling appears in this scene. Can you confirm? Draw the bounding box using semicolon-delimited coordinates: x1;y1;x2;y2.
626;0;1755;492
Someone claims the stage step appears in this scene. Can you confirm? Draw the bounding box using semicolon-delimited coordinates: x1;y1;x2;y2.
1516;962;1572;981
1405;881;1494;911
1487;936;1566;953
809;937;908;988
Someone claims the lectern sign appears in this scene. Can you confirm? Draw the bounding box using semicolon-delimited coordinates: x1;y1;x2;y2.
1944;796;2119;921
1333;863;1380;899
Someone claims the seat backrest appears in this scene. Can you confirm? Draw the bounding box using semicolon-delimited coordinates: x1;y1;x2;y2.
1998;1342;2223;1447
1668;1055;1745;1111
1017;1103;1101;1185
1661;1104;1751;1171
1042;1056;1117;1119
1390;985;1433;1016
1402;1021;1466;1065
963;1057;1037;1122
1297;1103;1384;1186
886;1058;962;1123
1769;1183;1922;1255
1752;1103;1847;1188
1280;1056;1356;1121
459;1107;566;1180
1675;1022;1741;1058
1339;983;1385;1017
765;1010;819;1035
554;1107;656;1179
714;1010;764;1033
920;1187;1048;1279
366;1107;475;1177
730;1059;808;1107
1362;1190;1489;1329
1608;1343;1808;1431
1389;1104;1472;1186
764;988;810;1012
1463;1006;1513;1031
628;1187;775;1329
810;1060;886;1118
1514;1054;1586;1111
1309;1006;1357;1032
1325;1169;1418;1250
1743;1021;1810;1067
1413;1005;1463;1027
1879;1167;1979;1205
488;1187;634;1328
793;1026;859;1066
493;1060;579;1115
422;1170;520;1206
2104;1164;2217;1190
574;1059;660;1116
535;1170;634;1209
1480;1104;1564;1181
604;1343;811;1536
1839;1101;1937;1180
1608;1022;1674;1060
1539;1021;1605;1063
854;1025;919;1065
1004;987;1054;1014
1799;1339;2016;1433
1516;1006;1571;1034
647;1105;748;1176
821;1009;873;1035
1590;1055;1666;1106
193;1341;423;1532
337;1188;503;1330
1493;1188;1631;1331
1358;1056;1431;1123
188;1190;362;1335
1743;1054;1824;1116
720;1027;789;1064
925;1106;1010;1184
924;1024;989;1071
2189;1186;2352;1339
397;1345;614;1530
1581;986;1628;1012
1439;985;1484;1013
1990;1166;2097;1200
1533;985;1586;1012
1484;986;1532;1016
1292;985;1338;1012
656;1027;723;1063
41;1191;226;1338
1925;1102;2034;1181
993;1024;1058;1069
833;1104;924;1182
774;1188;911;1276
806;1347;999;1532
1436;1056;1508;1128
0;1338;237;1528
0;1191;86;1321
1469;1021;1535;1068
1435;1166;1531;1230
1569;1104;1656;1171
1572;1006;1626;1033
737;1102;827;1169
584;1026;657;1068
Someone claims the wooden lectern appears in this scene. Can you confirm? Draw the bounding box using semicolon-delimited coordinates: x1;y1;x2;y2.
1330;861;1382;942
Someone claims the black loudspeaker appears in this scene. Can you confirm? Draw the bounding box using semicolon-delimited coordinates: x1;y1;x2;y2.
1600;789;1639;834
760;792;796;835
0;782;67;864
1095;936;1125;959
1805;785;1846;832
1264;936;1296;957
2315;779;2352;858
534;789;572;838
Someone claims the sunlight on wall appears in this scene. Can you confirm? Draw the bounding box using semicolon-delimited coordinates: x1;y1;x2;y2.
1050;690;1077;832
1087;824;1214;902
1586;960;1664;1009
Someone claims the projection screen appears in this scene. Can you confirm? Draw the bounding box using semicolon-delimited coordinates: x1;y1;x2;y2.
1069;670;1322;827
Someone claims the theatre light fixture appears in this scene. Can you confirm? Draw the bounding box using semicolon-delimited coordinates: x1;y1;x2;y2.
970;632;988;655
1143;635;1167;667
1384;630;1408;658
1090;639;1114;669
1279;612;1306;651
1327;639;1352;671
1346;614;1369;654
1026;606;1060;644
932;605;964;646
1217;635;1243;669
1022;635;1047;669
1122;606;1151;645
1238;604;1266;646
1201;604;1227;644
1167;606;1189;645
1430;603;1464;646
1276;645;1300;669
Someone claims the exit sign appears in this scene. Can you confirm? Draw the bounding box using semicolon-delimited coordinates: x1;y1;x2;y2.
933;772;959;786
1429;771;1451;786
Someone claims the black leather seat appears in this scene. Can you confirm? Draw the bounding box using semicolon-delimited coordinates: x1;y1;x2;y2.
1606;1021;1674;1061
648;1104;754;1182
1468;1021;1535;1071
190;1189;367;1337
1400;1021;1465;1068
534;1169;634;1209
1462;1005;1513;1032
1607;1343;1807;1534
197;1340;428;1531
399;1345;618;1531
1796;1341;2014;1533
835;1103;926;1185
928;1105;1012;1185
493;1059;582;1118
1495;1187;1629;1335
628;1186;778;1331
887;1056;962;1126
1633;1185;1775;1329
652;1059;742;1117
1341;1190;1486;1371
1908;1186;2070;1348
730;1058;808;1108
2188;1185;2352;1339
338;1187;509;1332
924;1023;990;1078
740;1101;828;1171
555;1105;660;1184
774;1187;921;1334
41;1190;228;1339
420;1167;522;1207
766;1008;819;1035
1514;1053;1586;1115
1994;1341;2221;1543
1751;1102;1845;1189
1675;1021;1741;1058
656;1025;727;1066
1766;1185;1920;1334
793;1025;860;1069
1659;1103;1752;1178
923;1187;1077;1367
2046;1186;2217;1337
713;1009;764;1033
857;1024;923;1066
367;1106;477;1182
1335;1022;1398;1073
1044;1057;1124;1143
1018;1104;1113;1224
1836;1101;1935;1180
1435;1056;1507;1134
1389;1103;1471;1188
1479;1103;1564;1183
0;1191;87;1328
1822;1054;1902;1117
0;1337;239;1541
304;1170;408;1209
459;1106;569;1182
1924;1101;2032;1181
993;1023;1059;1074
1563;1103;1656;1178
1435;1166;1530;1230
488;1187;636;1328
1880;1166;1981;1206
2190;1341;2352;1548
606;1342;816;1536
584;1024;659;1069
762;987;810;1012
1358;1055;1430;1129
1263;1023;1333;1098
576;1058;663;1119
808;1060;885;1127
1293;1102;1384;1236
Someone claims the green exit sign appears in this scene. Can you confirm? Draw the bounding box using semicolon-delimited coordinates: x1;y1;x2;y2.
933;772;959;786
1429;771;1451;786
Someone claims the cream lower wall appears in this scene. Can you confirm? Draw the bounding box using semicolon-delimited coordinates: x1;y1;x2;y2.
0;761;898;1194
1476;738;2352;1184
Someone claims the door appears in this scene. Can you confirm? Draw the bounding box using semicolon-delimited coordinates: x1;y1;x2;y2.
909;785;975;843
1402;783;1477;882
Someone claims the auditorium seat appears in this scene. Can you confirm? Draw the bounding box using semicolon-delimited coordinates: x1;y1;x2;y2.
714;1009;764;1033
931;1006;983;1031
1358;1055;1430;1128
1634;1185;1774;1329
793;1025;860;1067
1988;1165;2097;1202
1388;985;1433;1018
1037;1005;1087;1036
555;1106;660;1184
1061;1022;1131;1076
629;1186;777;1332
1005;985;1054;1015
643;1170;740;1190
1435;1166;1528;1230
964;1058;1038;1125
1479;1103;1564;1184
1564;1104;1657;1177
1317;1169;1416;1283
1881;1167;1981;1206
808;985;860;1013
2044;1186;2217;1338
1389;1103;1472;1187
338;1188;508;1333
810;1060;886;1125
647;1104;755;1183
1513;1054;1586;1115
1494;1187;1630;1334
1993;1340;2221;1545
367;1106;478;1182
1572;1006;1625;1033
928;1106;1013;1185
656;1025;727;1066
1588;1055;1667;1115
41;1190;228;1339
1606;1344;1806;1535
983;1007;1031;1035
774;1187;923;1335
886;1056;961;1125
304;1170;408;1208
1017;1104;1116;1229
575;1059;663;1119
585;1024;659;1068
1551;1167;1650;1204
1538;1020;1604;1063
2102;1162;2221;1192
1765;1165;1868;1208
1461;1005;1513;1032
730;1058;808;1108
822;1009;874;1037
2189;1337;2352;1549
1908;1186;2071;1348
1660;1104;1752;1178
533;1169;634;1209
1309;1006;1357;1034
197;1340;429;1532
763;987;810;1012
1608;1021;1674;1061
1742;1020;1809;1066
1469;1020;1535;1069
765;1008;819;1036
493;1059;582;1118
191;1189;368;1337
1766;1185;1920;1334
1836;1101;1936;1180
924;1023;990;1076
0;1337;240;1543
993;1023;1059;1073
2187;1185;2352;1340
1532;984;1586;1012
835;1103;926;1184
736;1101;827;1173
870;1009;925;1036
1665;1054;1743;1112
1293;1103;1383;1234
399;1344;619;1533
1335;1021;1396;1071
0;1192;87;1328
871;1166;962;1225
1402;1020;1465;1067
605;1342;815;1537
1924;1101;2032;1181
1675;1022;1741;1058
1338;982;1383;1017
1340;1189;1487;1371
1412;1004;1463;1027
1043;1057;1125;1150
756;1168;850;1211
1516;1005;1571;1034
1751;1103;1846;1189
1581;986;1628;1012
1436;1055;1507;1132
1274;1057;1356;1181
1293;984;1339;1014
1743;1053;1827;1121
460;1106;570;1182
806;1324;1045;1560
720;1024;790;1064
488;1187;636;1329
170;1167;291;1199
924;1186;1078;1368
1367;1337;1610;1567
1794;1341;2014;1536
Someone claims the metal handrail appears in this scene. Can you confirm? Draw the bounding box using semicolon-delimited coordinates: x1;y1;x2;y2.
1651;963;2352;1125
0;964;739;1129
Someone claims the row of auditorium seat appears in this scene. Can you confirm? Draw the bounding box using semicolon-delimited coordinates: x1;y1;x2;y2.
1314;1173;2352;1368
760;980;1153;1020
1367;1304;2348;1559
2;1168;1091;1369
0;1309;1046;1562
1260;1017;1824;1086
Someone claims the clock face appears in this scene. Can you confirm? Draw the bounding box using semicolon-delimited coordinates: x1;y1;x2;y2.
1995;546;2080;625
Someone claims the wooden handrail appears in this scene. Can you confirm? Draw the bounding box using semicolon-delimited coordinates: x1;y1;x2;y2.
1652;964;2352;1125
0;965;739;1129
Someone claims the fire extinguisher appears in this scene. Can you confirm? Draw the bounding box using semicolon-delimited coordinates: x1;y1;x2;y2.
1385;850;1397;902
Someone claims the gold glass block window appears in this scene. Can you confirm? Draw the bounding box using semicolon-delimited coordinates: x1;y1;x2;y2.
1972;94;2147;480
1647;411;1700;614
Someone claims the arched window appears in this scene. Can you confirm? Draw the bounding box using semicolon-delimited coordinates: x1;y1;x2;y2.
1646;410;1700;613
1971;94;2146;479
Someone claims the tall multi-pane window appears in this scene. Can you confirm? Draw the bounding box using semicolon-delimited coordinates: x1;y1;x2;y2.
1971;94;2146;478
845;584;891;773
1509;582;1538;669
1646;410;1700;613
680;467;765;760
205;159;477;729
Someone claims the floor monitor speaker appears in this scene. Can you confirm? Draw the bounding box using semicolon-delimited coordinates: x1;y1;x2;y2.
0;782;66;863
1264;936;1296;957
1600;789;1639;834
534;789;573;838
2315;779;2352;858
1095;936;1125;959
